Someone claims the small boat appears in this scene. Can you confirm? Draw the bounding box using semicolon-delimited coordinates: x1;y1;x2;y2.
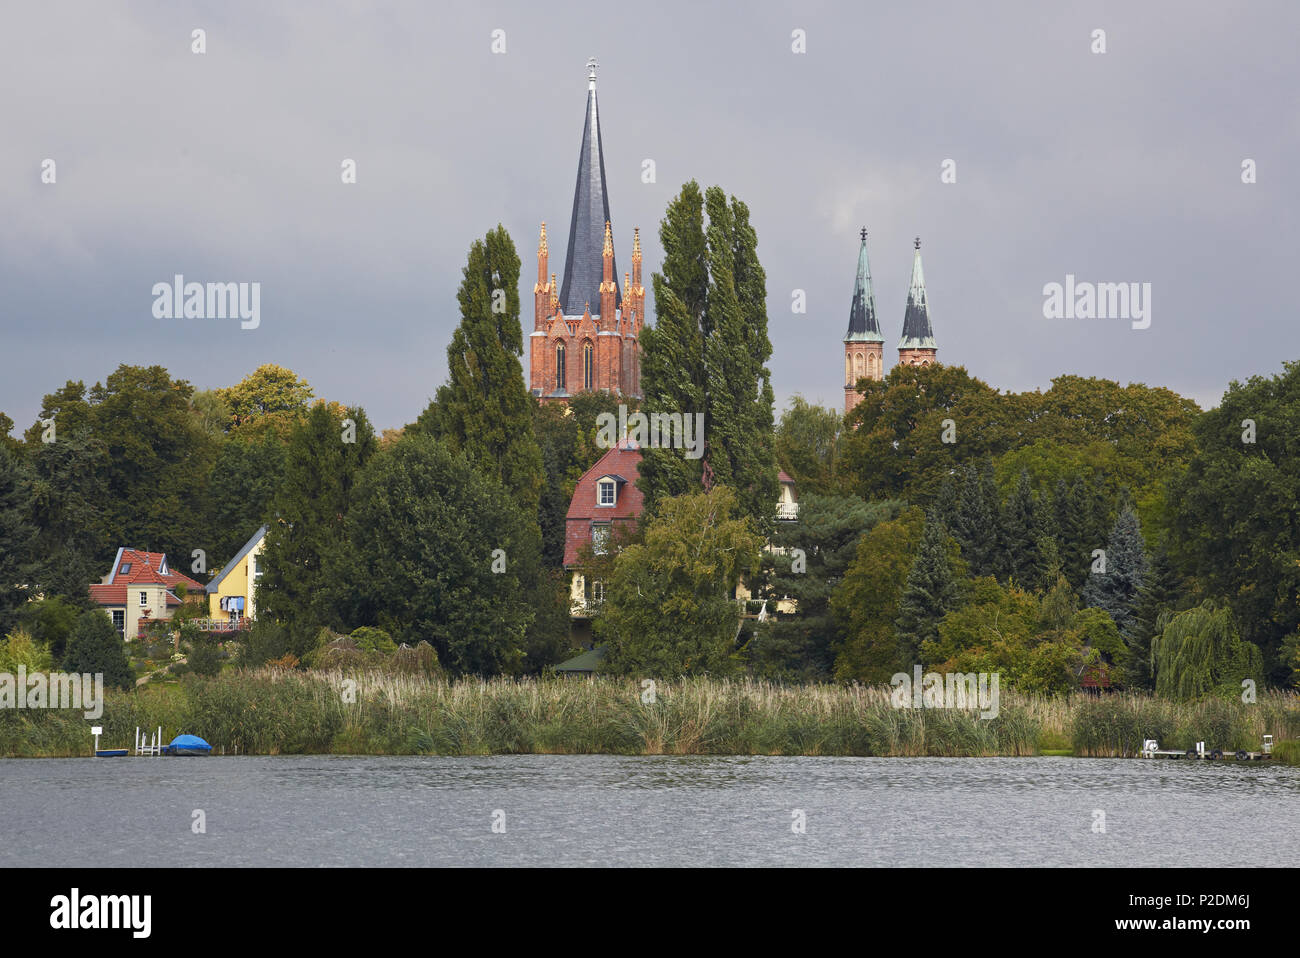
94;749;128;758
161;734;213;756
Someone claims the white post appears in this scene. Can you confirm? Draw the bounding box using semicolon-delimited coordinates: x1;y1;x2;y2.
135;727;140;754
92;726;102;754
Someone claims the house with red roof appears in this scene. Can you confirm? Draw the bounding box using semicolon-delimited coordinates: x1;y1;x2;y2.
561;439;799;649
89;548;205;641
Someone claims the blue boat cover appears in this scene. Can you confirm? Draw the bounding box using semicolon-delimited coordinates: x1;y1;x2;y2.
167;734;212;751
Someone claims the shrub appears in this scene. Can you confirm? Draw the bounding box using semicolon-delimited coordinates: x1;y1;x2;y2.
62;611;135;690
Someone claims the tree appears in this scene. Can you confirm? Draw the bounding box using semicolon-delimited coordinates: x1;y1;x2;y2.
216;364;314;437
774;396;843;496
1000;470;1044;587
327;434;549;676
0;448;38;633
895;516;964;666
597;486;763;677
258;402;376;652
1151;601;1263;700
638;183;778;531
204;428;287;563
1126;542;1186;689
1082;503;1148;637
749;495;901;680
1168;361;1300;677
830;506;926;682
949;461;1000;579
416;226;545;517
16;597;84;662
63;610;134;690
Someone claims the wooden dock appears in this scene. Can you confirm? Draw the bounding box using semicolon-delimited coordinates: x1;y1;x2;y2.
1140;737;1274;761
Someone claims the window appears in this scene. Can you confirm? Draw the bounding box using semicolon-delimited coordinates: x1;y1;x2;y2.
112;610;125;636
118;562;132;575
139;591;148;607
583;341;594;390
597;479;616;506
253;556;263;579
555;342;566;391
591;580;605;606
591;523;611;555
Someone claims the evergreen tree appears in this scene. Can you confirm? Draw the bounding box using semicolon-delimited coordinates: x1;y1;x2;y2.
26;432;109;604
749;495;901;680
950;462;998;577
416;226;545;516
1128;541;1184;689
63;610;134;690
258;402;376;652
0;448;38;633
930;477;960;531
638;183;778;530
895;516;963;665
204;428;287;563
1001;470;1044;587
1050;476;1087;590
1082;503;1148;637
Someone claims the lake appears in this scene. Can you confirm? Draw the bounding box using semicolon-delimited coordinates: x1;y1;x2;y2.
3;755;1298;867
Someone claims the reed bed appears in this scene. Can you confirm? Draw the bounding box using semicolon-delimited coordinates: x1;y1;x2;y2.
1;671;1296;759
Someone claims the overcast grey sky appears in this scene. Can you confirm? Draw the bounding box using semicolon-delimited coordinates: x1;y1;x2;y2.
3;1;1296;433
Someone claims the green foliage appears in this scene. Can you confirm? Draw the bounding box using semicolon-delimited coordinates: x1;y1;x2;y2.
416;225;545;517
185;636;223;677
1151;601;1263;700
204;429;286;563
750;495;901;680
598;486;763;677
258;402;375;651
895;516;964;665
0;447;38;632
1082;503;1148;636
638;183;778;532
350;627;397;654
16;597;83;661
215;364;314;438
333;433;544;676
63;611;134;690
0;629;53;673
1168;361;1300;675
774;396;843;496
831;506;926;683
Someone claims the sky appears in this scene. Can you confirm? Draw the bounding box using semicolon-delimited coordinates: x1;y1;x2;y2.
3;0;1297;433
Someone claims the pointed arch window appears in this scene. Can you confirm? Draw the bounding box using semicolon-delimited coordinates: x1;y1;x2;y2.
555;342;566;391
854;352;865;384
584;341;594;390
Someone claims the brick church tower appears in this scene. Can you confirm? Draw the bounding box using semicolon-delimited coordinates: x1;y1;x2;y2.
843;228;885;414
530;60;644;402
896;237;937;367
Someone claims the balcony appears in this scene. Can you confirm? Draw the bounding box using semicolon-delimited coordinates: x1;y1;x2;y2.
775;502;798;520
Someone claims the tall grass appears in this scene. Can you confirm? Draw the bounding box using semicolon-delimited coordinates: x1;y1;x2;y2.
1;671;1296;758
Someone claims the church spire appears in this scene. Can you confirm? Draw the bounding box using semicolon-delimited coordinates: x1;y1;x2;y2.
844;227;883;343
560;58;619;317
898;236;936;352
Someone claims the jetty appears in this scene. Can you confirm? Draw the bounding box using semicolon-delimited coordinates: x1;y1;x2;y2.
1140;736;1273;761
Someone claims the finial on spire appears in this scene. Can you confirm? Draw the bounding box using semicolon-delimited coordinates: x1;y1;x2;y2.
539;222;548;253
860;227;867;242
587;57;598;88
603;220;613;255
914;236;921;250
633;226;641;254
550;273;558;307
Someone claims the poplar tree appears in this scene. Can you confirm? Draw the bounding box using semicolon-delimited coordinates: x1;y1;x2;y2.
417;226;544;516
638;182;778;530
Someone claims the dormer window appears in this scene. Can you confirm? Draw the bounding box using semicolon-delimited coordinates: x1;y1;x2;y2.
597;478;616;507
118;563;132;575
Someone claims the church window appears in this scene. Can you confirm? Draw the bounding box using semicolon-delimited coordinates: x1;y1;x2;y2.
584;341;594;390
555;342;566;391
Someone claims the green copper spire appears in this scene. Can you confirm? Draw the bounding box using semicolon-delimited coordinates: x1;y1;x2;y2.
898;236;936;350
844;227;883;343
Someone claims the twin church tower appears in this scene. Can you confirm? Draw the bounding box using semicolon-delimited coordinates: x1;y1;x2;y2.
527;61;939;414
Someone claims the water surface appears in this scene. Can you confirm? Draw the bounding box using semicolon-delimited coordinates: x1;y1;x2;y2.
3;755;1297;866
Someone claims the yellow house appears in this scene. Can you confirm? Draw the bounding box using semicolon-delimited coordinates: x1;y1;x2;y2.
204;525;267;626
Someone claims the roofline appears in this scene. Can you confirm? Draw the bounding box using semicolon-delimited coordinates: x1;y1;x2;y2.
106;547;125;584
205;525;269;593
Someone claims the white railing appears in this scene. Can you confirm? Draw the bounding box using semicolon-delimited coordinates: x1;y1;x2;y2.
776;502;798;520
